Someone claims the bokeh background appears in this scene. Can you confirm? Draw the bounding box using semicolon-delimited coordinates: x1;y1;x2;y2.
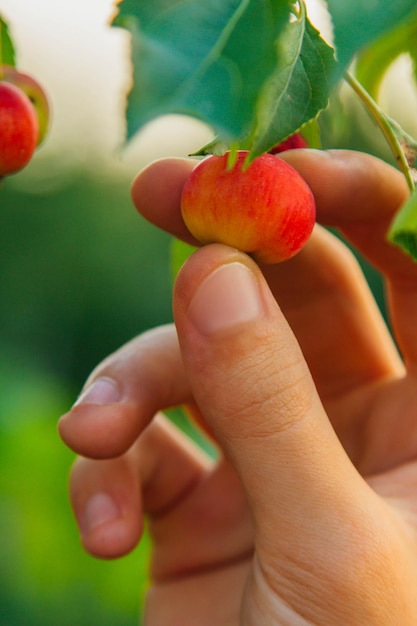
1;0;416;624
0;1;211;624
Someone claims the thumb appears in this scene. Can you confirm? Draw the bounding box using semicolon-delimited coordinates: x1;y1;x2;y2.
173;244;385;590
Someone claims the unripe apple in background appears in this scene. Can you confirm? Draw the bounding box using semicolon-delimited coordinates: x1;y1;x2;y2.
2;65;50;145
269;132;308;154
181;151;316;264
0;81;39;176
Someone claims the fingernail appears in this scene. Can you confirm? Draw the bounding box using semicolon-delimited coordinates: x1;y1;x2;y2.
188;262;264;335
82;493;120;534
74;377;121;407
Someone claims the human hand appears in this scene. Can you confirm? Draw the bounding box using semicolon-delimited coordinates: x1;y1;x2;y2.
59;150;417;624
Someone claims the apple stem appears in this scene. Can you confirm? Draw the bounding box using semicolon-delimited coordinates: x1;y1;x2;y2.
345;71;415;193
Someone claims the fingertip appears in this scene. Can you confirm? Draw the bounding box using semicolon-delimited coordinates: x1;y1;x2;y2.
70;461;143;559
189;260;265;337
131;157;198;243
80;509;142;560
58;403;141;459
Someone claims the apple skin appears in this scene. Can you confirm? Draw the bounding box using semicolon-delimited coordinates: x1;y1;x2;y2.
2;65;50;145
181;151;316;264
269;132;308;154
0;81;39;176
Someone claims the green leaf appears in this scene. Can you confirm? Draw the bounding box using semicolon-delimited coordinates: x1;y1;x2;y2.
248;4;335;159
113;0;293;143
170;238;197;283
189;136;230;157
0;15;16;67
355;7;417;98
327;0;417;73
113;0;335;152
300;118;322;149
388;188;417;261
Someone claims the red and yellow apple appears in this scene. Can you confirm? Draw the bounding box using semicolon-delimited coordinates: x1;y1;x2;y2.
181;150;315;264
0;81;39;177
2;65;50;145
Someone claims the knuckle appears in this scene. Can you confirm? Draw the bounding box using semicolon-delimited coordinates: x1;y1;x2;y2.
218;338;316;440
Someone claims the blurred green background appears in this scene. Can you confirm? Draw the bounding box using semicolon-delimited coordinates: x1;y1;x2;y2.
1;1;417;625
0;168;172;625
0;2;213;622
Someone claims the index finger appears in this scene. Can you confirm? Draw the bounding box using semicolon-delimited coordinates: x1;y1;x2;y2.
131;157;197;245
282;150;416;365
281;149;411;278
132;151;415;365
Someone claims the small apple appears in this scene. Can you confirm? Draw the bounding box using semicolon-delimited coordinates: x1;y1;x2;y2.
181;151;316;264
269;132;308;154
0;81;39;176
2;65;50;145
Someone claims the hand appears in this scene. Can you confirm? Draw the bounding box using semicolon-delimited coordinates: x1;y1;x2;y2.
59;150;417;625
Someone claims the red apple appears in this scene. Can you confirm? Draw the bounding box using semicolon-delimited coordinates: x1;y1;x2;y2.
2;65;50;145
269;132;308;154
0;81;39;176
181;151;316;264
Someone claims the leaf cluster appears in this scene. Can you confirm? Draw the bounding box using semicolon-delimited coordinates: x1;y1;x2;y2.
112;0;417;259
0;15;16;69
